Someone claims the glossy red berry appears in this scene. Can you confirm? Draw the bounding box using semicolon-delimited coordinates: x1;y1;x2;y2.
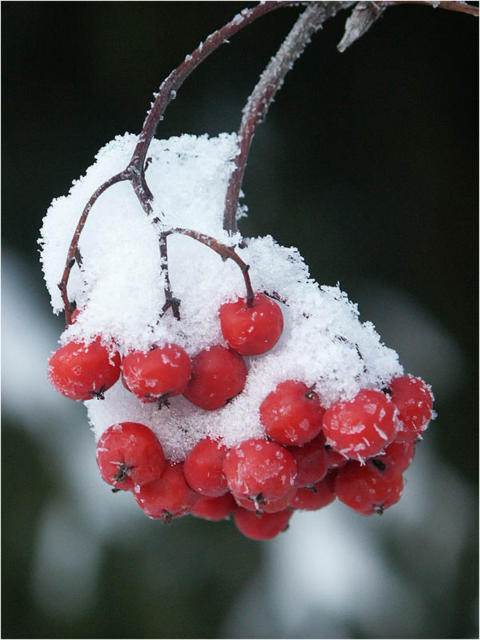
233;507;292;540
289;473;336;511
389;375;433;442
183;345;247;410
48;338;121;401
223;438;297;500
219;292;283;356
192;493;237;521
134;462;198;519
234;488;296;514
335;461;403;515
260;380;325;446
370;438;415;478
122;343;191;402
288;432;328;487
96;422;165;491
322;389;399;462
184;438;228;497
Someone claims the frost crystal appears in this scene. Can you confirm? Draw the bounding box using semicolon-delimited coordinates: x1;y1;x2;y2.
39;132;402;461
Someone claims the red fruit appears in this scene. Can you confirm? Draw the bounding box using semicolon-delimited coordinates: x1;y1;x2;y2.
48;338;121;401
184;438;228;497
325;445;348;469
219;292;283;356
233;507;292;540
322;389;399;462
370;439;415;478
122;343;191;402
389;375;433;441
335;461;403;515
289;433;328;487
234;488;296;514
289;473;336;511
223;438;297;500
96;422;165;491
192;493;236;521
183;346;247;410
260;380;325;446
134;462;198;519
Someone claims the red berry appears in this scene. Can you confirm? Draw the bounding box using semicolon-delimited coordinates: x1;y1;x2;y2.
289;473;336;511
288;433;328;487
48;338;121;401
260;380;325;446
183;345;247;410
134;462;198;519
325;445;348;470
192;493;237;521
370;439;415;478
96;422;165;491
234;488;296;514
219;292;283;356
389;375;433;441
223;438;297;500
184;438;228;497
322;389;399;462
335;461;403;515
233;507;292;540
122;343;191;403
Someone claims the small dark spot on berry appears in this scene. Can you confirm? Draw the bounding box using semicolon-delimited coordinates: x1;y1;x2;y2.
371;458;386;472
382;387;392;395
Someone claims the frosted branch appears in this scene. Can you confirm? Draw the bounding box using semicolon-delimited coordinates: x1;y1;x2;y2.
223;2;354;234
162;228;255;306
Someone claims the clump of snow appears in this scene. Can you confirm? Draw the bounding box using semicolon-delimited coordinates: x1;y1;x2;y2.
39;132;402;461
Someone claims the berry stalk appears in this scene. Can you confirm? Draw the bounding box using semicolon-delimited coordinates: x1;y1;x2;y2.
223;1;351;234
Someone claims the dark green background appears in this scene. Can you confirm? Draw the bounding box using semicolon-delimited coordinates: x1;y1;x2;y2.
2;2;478;638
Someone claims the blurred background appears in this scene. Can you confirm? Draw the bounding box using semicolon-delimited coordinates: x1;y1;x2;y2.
2;2;478;638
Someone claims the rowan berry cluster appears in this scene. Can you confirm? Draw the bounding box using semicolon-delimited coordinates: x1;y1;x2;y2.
48;290;433;540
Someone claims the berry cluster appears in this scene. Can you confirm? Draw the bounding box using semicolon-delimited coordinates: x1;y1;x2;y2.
48;289;433;540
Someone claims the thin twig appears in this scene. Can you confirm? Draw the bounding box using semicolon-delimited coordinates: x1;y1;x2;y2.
127;1;297;215
59;171;128;324
223;2;353;234
162;228;255;306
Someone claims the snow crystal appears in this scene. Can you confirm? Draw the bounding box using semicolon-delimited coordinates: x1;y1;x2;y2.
40;132;403;461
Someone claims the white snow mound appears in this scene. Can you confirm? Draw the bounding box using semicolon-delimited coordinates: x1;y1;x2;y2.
39;132;402;461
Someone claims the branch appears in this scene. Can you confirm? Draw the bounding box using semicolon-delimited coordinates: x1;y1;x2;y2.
126;0;298;214
58;171;128;324
162;228;255;306
223;2;354;234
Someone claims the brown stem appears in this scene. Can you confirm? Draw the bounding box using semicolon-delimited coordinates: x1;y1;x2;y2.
157;228;181;320
58;171;128;324
223;2;351;234
163;228;255;306
126;1;297;214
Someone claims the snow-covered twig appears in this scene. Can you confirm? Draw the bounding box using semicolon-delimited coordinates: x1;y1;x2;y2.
223;2;354;234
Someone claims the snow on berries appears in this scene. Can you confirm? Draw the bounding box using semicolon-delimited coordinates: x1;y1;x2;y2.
40;132;435;540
